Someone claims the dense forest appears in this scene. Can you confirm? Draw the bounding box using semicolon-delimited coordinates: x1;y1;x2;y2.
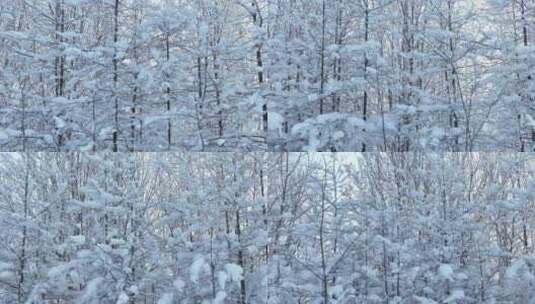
1;153;534;303
1;0;534;151
1;0;535;302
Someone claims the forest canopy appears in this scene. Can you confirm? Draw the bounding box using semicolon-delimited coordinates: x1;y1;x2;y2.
0;0;534;151
0;152;534;303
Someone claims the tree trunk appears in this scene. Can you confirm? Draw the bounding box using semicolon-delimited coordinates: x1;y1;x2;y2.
320;164;328;304
17;154;30;303
319;0;326;115
166;32;172;149
251;2;267;137
362;1;369;152
112;0;120;152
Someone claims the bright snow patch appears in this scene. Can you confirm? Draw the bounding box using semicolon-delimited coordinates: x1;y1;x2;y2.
414;296;438;304
444;290;465;303
116;292;129;304
217;270;228;290
224;263;243;283
439;264;454;281
80;277;103;302
157;293;174;304
190;256;208;283
268;112;285;135
69;235;86;245
214;291;227;304
0;271;14;280
173;277;185;292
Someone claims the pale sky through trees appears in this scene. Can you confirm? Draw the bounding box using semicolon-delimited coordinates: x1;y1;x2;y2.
0;0;534;151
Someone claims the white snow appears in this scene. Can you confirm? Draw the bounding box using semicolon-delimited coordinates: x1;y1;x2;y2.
79;277;103;302
116;292;129;304
69;235;86;245
439;264;454;281
0;129;9;143
444;290;465;303
0;262;12;271
224;263;243;283
332;131;345;140
216;139;226;147
0;271;14;280
413;296;438;304
506;259;526;278
173;277;185;292
217;270;228;290
128;286;139;296
268;112;285;135
48;263;71;278
329;285;344;299
190;256;208;283
157;293;174;304
214;291;227;304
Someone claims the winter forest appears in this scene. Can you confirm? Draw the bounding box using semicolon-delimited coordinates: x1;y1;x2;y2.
1;0;535;151
0;152;534;304
1;0;535;303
